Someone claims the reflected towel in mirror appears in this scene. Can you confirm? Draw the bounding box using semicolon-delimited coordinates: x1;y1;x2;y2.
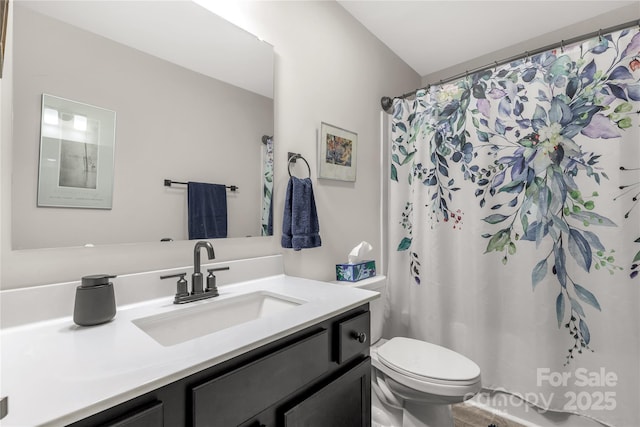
282;177;321;251
188;182;228;239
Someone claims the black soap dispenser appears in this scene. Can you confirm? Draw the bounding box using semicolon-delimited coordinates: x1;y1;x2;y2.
73;274;117;326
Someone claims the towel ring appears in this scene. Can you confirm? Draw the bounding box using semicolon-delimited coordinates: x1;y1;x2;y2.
288;153;311;178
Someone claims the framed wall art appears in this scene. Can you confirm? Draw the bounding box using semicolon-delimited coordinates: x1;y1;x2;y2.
37;94;117;209
318;122;357;182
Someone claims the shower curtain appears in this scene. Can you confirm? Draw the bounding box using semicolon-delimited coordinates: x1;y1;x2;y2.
261;136;274;236
387;27;639;426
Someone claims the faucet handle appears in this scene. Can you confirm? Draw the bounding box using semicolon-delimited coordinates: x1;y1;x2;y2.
205;266;229;296
160;273;189;300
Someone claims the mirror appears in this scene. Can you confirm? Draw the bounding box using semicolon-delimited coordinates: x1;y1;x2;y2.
11;1;274;249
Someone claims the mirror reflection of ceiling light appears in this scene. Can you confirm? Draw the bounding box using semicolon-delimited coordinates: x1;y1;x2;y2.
43;108;59;125
74;115;87;131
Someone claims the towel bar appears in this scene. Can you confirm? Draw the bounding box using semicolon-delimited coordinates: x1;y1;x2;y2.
164;179;238;192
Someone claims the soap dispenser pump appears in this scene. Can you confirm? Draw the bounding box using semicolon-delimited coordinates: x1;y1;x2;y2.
73;274;117;326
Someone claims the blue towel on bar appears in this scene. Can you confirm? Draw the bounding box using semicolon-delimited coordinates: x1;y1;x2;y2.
282;176;321;251
188;182;227;239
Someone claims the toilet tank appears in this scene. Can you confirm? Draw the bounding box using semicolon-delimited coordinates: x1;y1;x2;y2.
336;275;386;344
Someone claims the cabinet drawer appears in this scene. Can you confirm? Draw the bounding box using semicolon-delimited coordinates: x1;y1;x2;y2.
335;311;370;364
192;329;329;426
283;357;371;426
103;401;163;427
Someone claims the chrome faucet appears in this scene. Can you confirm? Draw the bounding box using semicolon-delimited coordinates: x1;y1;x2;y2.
192;241;215;294
160;240;229;304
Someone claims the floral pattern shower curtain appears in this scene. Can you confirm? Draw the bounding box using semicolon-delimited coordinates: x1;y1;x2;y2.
387;27;639;426
261;136;274;236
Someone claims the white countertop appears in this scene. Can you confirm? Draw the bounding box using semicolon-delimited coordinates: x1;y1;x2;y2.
0;274;378;426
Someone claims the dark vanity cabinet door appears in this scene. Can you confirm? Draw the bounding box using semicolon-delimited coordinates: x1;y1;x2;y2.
191;330;329;427
283;357;371;427
102;401;164;427
335;311;370;364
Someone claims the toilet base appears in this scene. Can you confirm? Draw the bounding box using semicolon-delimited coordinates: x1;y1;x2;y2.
372;384;403;427
402;401;453;427
372;382;455;427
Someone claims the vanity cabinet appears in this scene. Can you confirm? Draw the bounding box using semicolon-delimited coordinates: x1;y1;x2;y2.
192;330;330;426
101;402;163;427
68;304;371;427
282;357;371;426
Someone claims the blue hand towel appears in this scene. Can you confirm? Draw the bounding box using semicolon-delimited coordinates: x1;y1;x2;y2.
282;176;321;251
188;182;228;239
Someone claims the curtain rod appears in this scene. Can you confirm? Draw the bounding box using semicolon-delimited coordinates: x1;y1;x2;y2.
381;18;640;112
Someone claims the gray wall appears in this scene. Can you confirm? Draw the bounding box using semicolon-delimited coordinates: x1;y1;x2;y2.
242;1;421;282
1;1;420;289
12;5;273;249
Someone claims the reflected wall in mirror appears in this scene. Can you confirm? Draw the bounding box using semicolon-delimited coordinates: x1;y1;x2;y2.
12;1;274;250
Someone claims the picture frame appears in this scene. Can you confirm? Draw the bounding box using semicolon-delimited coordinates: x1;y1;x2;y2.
37;94;117;209
318;122;357;182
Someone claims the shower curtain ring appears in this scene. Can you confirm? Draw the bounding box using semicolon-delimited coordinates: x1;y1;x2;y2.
560;40;565;53
598;29;602;42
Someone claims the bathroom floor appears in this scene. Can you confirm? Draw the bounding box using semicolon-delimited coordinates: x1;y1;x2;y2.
452;402;528;427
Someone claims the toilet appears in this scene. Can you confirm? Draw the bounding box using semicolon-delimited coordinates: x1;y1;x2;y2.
350;275;481;427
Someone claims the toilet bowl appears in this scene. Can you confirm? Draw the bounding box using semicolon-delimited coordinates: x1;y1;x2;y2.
346;275;481;427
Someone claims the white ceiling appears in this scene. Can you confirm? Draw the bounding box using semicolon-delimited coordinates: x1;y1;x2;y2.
338;1;639;78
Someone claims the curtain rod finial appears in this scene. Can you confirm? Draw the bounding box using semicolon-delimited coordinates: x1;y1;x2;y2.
381;96;394;113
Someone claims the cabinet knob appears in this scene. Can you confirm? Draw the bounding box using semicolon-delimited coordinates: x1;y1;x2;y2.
351;331;367;343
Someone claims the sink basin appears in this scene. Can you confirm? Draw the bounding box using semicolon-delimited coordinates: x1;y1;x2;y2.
132;291;305;346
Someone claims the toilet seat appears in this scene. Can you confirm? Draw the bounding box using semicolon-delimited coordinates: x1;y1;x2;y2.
374;337;480;394
376;337;481;386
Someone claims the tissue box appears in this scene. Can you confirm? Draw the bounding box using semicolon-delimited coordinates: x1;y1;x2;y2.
336;260;376;282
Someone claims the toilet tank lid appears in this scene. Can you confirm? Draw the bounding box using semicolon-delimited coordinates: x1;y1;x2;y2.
377;337;480;383
332;275;386;291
